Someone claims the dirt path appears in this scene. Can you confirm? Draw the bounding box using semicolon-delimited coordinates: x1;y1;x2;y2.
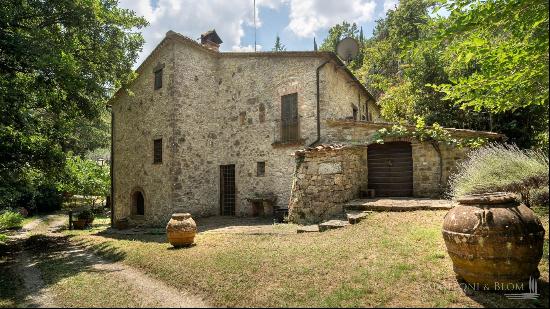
15;250;57;308
12;214;67;308
13;214;208;308
63;245;208;307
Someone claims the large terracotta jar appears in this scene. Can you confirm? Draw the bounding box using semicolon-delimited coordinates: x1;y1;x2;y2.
442;192;545;288
166;213;197;247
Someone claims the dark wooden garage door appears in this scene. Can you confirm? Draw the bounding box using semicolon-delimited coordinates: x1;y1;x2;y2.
367;142;413;197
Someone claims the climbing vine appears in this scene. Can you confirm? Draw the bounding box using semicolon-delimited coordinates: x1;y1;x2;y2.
370;117;488;149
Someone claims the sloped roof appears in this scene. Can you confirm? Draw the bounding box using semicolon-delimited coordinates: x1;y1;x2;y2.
109;30;374;103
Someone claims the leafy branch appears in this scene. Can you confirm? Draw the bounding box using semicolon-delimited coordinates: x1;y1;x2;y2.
370;117;489;149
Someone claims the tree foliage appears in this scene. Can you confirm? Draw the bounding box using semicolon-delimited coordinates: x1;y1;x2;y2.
320;21;364;71
432;0;549;113
272;35;286;51
0;0;146;210
334;0;549;150
59;154;110;198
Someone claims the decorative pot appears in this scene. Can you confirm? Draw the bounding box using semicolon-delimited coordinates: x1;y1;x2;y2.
73;219;88;230
166;213;197;247
442;192;545;288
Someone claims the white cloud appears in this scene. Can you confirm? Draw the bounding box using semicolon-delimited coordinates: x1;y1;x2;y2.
232;44;263;52
119;0;278;66
383;0;398;12
286;0;377;38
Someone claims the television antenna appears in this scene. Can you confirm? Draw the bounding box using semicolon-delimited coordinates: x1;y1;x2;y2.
336;37;360;64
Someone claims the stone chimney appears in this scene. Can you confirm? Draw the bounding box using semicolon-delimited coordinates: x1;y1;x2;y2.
200;29;223;52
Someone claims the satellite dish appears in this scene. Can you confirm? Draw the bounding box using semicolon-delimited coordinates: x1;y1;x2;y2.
336;37;360;63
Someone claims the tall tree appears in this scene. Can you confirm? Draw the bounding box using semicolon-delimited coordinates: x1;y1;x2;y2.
357;0;548;149
432;0;549;113
320;21;364;70
272;35;286;51
0;0;147;209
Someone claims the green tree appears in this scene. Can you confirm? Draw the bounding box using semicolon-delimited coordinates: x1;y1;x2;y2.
0;0;147;210
272;35;286;51
357;0;548;149
320;21;364;70
432;0;549;113
59;154;110;208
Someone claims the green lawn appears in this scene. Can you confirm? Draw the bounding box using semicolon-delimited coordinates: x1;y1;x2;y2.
68;211;549;308
2;210;547;307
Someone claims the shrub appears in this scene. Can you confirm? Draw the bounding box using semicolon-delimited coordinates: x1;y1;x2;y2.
77;210;94;221
0;210;24;230
449;143;549;200
529;187;549;208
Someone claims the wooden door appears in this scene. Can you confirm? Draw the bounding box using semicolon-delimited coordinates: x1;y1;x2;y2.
367;142;413;197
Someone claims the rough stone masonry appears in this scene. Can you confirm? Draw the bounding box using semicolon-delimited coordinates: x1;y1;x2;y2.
109;30;380;227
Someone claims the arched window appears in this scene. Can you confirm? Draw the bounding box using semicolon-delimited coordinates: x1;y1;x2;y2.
132;191;145;216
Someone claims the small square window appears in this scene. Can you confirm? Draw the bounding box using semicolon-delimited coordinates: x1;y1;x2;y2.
154;69;163;90
257;162;265;177
153;139;162;164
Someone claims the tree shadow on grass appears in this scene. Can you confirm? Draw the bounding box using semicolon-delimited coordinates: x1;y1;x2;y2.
13;234;128;307
460;278;549;308
93;216;289;244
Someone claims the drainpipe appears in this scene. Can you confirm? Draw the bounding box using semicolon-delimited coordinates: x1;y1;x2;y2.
107;104;114;228
309;59;331;147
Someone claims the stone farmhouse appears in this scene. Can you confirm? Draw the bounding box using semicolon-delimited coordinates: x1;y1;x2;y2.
109;30;502;227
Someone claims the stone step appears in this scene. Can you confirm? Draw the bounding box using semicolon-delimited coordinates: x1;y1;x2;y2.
297;225;320;233
346;211;372;224
344;198;454;212
318;220;350;232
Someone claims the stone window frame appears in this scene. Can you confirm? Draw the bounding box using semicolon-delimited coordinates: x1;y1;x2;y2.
130;187;146;217
352;104;358;121
281;92;300;143
272;83;305;146
153;138;163;164
257;161;266;177
153;63;165;90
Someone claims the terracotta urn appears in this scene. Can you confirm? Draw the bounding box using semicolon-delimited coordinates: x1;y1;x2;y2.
442;192;545;288
166;213;197;247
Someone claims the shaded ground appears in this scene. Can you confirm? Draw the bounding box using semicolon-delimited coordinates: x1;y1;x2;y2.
70;211;549;308
99;216;298;239
3;209;548;308
0;215;208;308
345;198;455;211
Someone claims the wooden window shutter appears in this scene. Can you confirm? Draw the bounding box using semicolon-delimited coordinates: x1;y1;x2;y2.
281;93;298;142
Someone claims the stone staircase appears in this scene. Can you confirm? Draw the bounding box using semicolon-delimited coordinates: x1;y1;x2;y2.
297;210;372;233
297;197;454;233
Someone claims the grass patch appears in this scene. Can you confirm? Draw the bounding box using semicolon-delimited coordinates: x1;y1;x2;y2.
71;211;549;307
30;239;146;308
0;211;24;230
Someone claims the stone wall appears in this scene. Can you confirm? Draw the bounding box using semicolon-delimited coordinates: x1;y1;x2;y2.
111;32;379;226
320;62;381;124
112;38;176;226
289;145;367;224
287;120;504;224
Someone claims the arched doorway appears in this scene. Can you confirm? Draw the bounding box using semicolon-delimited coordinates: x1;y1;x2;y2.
367;142;413;197
131;191;145;216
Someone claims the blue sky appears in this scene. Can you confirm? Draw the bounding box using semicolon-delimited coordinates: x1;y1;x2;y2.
119;0;399;66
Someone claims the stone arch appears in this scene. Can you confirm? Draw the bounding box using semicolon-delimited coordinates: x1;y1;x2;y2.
131;187;145;216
